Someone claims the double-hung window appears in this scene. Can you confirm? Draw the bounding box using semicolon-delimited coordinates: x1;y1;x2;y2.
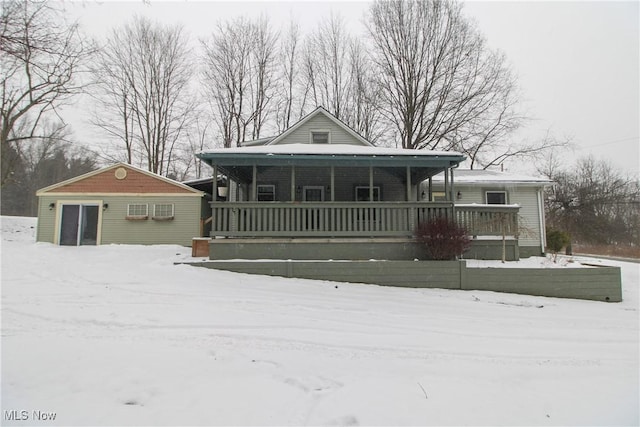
485;191;507;205
257;185;276;201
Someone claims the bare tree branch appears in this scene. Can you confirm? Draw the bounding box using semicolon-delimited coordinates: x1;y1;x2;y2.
1;0;89;186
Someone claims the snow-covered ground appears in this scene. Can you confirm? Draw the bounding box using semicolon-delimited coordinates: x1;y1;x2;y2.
1;216;638;426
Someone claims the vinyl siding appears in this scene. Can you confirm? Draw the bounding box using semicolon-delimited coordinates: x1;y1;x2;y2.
437;183;543;248
37;194;202;246
277;114;366;145
255;166;407;201
37;196;57;243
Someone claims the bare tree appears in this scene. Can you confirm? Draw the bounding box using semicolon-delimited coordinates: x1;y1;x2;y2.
366;0;523;154
274;18;304;133
347;39;387;144
1;121;96;216
169;111;214;181
202;15;278;147
249;16;279;140
1;0;88;186
91;16;194;175
303;13;352;122
545;156;640;246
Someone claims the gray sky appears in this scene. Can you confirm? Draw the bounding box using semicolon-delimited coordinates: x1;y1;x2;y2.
65;0;639;176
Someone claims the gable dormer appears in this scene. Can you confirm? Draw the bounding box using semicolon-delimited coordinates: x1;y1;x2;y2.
267;107;372;147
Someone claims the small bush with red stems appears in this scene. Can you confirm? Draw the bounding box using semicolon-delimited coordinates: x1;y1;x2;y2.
415;217;472;260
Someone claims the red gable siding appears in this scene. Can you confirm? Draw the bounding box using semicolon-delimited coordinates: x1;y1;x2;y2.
50;166;192;194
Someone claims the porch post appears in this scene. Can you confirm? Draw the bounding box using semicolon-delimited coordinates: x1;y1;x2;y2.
450;167;456;222
369;166;374;202
330;166;335;201
450;167;455;202
290;166;296;202
444;167;449;201
428;177;433;202
252;165;257;201
212;164;218;202
406;166;412;201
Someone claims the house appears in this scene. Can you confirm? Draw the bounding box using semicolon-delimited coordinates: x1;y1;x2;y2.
36;163;205;246
196;106;526;260
424;169;552;259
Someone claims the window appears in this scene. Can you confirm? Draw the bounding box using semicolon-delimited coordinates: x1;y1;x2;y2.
355;186;381;202
431;191;447;202
311;131;330;144
486;191;507;204
127;204;148;219
257;185;276;201
153;203;174;219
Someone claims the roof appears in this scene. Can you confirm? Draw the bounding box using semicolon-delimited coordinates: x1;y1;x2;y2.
431;169;552;186
197;143;465;169
197;108;466;182
36;163;204;196
200;143;460;157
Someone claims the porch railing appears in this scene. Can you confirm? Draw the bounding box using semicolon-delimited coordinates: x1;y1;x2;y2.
209;202;520;238
210;202;453;237
455;204;520;238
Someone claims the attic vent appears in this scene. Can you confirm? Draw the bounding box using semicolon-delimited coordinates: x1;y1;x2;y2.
114;167;127;180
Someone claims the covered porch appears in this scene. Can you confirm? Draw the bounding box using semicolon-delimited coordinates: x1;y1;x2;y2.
196;144;520;260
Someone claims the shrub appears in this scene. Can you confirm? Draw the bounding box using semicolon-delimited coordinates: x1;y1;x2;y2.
546;229;571;261
415;217;471;260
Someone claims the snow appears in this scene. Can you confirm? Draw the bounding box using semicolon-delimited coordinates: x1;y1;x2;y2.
199;143;461;158
431;169;553;184
1;216;638;426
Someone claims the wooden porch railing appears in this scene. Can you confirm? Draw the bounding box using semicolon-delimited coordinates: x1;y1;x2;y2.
455;204;520;238
210;202;453;237
210;202;520;238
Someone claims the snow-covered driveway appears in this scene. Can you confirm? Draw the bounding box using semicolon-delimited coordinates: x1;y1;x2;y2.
2;216;638;426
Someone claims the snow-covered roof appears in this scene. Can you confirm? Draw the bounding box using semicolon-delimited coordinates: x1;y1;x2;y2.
199;143;462;158
431;169;552;185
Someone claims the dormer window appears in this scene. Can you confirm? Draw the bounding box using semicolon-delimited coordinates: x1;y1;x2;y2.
311;130;330;144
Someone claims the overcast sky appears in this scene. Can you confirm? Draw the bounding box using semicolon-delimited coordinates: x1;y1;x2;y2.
65;0;639;176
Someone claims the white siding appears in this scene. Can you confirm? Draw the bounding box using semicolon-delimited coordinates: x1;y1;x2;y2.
424;182;545;249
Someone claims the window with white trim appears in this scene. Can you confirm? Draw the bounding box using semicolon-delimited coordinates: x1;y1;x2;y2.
486;191;507;204
153;203;174;218
311;131;330;144
431;191;447;202
355;186;381;202
257;185;276;201
127;203;148;218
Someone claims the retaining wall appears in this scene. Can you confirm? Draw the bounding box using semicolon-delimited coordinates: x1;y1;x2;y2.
187;260;622;303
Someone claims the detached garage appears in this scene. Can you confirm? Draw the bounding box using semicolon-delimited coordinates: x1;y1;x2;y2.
36;163;205;246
